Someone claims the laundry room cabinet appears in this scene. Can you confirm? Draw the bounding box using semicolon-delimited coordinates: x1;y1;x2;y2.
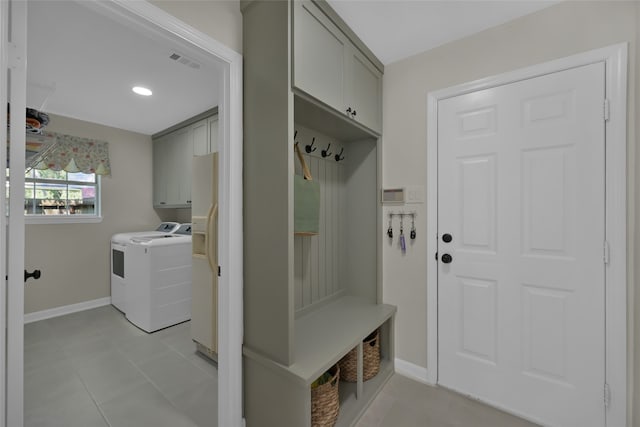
292;0;383;134
153;109;218;208
242;1;394;426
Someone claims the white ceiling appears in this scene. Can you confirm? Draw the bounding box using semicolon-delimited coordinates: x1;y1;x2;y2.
326;0;559;65
27;1;222;135
26;1;558;135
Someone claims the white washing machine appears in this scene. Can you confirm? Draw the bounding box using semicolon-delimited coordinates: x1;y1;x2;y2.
110;222;180;312
124;224;192;333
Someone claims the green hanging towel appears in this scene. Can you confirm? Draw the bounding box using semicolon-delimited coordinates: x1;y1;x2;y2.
294;143;320;236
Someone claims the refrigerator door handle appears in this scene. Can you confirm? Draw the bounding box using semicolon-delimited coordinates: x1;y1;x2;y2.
206;203;218;273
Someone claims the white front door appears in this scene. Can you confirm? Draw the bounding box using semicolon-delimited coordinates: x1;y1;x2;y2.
437;62;605;427
3;0;27;425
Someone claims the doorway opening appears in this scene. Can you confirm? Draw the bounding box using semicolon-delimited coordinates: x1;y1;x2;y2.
6;1;243;426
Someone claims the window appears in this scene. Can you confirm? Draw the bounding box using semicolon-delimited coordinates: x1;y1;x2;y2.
23;169;101;222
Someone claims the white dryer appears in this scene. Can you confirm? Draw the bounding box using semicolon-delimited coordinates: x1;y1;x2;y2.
124;224;192;333
110;222;180;312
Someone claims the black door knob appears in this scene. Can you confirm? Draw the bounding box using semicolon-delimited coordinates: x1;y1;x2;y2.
24;269;41;282
441;254;453;264
442;233;453;243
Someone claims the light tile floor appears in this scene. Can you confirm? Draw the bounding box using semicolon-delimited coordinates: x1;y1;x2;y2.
25;305;538;427
357;374;539;427
24;305;217;427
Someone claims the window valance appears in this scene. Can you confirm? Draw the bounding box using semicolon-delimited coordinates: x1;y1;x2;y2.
32;131;111;176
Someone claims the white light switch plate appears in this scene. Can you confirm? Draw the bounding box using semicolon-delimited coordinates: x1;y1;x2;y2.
405;185;424;204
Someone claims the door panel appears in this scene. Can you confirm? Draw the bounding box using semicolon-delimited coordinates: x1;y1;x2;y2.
438;62;605;427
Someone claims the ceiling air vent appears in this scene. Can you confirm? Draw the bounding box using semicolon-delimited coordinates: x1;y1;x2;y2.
168;52;201;70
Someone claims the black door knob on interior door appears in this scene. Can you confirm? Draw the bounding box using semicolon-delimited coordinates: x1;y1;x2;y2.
441;254;453;264
24;269;41;282
442;233;452;243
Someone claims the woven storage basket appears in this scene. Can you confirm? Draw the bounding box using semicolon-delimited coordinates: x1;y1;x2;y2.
311;365;340;427
338;329;380;382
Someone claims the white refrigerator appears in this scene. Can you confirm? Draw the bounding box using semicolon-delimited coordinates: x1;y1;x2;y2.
191;152;218;358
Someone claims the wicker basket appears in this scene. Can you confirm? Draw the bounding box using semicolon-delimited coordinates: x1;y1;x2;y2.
311;365;340;427
338;329;380;382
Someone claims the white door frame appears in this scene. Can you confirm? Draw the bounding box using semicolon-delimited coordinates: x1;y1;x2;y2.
1;1;245;426
4;0;28;424
426;43;628;427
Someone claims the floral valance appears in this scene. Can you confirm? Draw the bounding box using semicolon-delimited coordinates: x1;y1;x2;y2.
33;131;111;176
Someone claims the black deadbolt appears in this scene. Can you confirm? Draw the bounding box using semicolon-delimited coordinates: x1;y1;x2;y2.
442;233;453;243
24;269;41;282
441;254;453;264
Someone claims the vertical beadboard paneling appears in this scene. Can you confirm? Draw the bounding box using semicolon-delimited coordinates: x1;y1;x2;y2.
325;158;335;298
331;161;341;293
309;156;320;303
339;165;347;288
294;235;303;310
302;236;311;307
293;124;347;315
318;159;327;299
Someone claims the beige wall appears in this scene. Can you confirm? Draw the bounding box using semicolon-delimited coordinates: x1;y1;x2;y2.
150;0;242;53
24;115;162;313
381;0;639;423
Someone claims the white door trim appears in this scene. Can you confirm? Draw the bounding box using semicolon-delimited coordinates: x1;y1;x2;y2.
426;43;628;427
0;1;8;423
2;1;245;426
6;1;27;424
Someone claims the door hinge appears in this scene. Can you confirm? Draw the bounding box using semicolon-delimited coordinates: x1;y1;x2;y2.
603;240;610;265
604;99;610;122
604;382;611;409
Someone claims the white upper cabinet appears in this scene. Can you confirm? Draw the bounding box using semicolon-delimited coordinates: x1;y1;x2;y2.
293;0;382;134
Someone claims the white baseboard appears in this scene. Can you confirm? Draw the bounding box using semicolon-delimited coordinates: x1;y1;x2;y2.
24;297;112;324
395;358;433;385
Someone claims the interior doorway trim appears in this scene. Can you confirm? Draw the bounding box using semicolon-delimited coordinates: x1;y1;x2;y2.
426;43;628;427
78;2;244;426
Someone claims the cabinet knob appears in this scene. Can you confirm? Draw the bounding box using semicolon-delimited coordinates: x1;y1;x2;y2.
352;109;357;117
346;107;352;115
160;202;166;205
187;200;192;204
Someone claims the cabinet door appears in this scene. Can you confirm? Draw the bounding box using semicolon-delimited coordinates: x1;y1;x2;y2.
293;0;346;113
153;135;169;206
191;255;217;352
208;115;219;153
177;127;193;205
192;118;209;156
345;46;382;133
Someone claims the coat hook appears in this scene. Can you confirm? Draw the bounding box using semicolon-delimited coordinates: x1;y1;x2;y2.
335;148;345;162
305;137;317;153
321;143;332;158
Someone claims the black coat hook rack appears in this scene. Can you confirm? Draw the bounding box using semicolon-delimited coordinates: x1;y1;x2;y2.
321;143;332;158
305;137;317;153
335;148;345;162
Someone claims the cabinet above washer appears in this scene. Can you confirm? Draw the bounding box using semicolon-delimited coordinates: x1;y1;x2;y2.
153;108;218;208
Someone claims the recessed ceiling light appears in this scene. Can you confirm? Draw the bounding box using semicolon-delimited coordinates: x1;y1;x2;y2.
132;86;152;96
